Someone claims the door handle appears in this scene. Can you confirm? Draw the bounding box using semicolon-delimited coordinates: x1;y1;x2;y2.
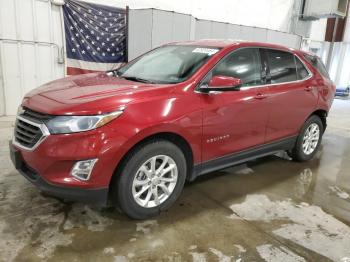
254;93;267;100
304;86;313;92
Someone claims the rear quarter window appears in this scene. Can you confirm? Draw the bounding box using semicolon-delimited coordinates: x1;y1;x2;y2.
304;54;330;79
295;56;310;80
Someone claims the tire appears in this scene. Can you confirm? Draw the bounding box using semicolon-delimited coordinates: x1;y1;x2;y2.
115;140;187;219
288;115;324;162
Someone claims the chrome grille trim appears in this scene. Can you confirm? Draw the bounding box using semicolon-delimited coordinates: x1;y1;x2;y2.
22;107;52;122
13;115;50;151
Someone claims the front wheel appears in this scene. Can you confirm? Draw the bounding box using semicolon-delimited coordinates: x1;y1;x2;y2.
288;115;324;162
115;140;187;219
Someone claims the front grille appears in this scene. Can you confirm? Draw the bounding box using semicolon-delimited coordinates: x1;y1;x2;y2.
14;108;51;149
14;119;43;148
22;107;52;123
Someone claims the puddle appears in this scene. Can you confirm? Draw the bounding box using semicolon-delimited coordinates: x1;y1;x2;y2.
256;244;305;262
63;204;113;231
230;194;350;261
208;247;231;262
329;186;350;200
189;251;207;262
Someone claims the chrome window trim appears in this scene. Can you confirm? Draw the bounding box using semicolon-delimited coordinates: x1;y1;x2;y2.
195;46;314;93
12;115;50;151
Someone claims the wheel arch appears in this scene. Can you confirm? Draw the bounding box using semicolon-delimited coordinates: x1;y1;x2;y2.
310;109;328;132
108;132;194;203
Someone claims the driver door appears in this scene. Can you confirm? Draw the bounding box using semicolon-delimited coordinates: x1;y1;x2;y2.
200;48;270;162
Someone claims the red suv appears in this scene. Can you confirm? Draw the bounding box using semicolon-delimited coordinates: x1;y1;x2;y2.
10;40;335;219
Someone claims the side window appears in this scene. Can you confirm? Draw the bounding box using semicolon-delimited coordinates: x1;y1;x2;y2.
295;56;310;80
304;54;330;79
211;48;262;87
267;50;297;84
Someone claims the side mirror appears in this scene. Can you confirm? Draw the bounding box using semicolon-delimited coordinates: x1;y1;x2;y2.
201;75;242;92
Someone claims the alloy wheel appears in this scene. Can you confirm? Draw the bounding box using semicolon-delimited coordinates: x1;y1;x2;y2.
302;123;320;155
132;155;178;208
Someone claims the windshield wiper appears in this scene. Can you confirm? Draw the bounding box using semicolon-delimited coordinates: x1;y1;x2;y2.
121;76;155;84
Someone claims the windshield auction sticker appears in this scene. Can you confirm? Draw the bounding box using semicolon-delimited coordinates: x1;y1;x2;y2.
192;48;219;56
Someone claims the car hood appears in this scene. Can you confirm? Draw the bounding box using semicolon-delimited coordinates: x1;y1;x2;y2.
22;72;169;115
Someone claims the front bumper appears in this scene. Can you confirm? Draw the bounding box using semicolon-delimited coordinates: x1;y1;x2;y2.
10;141;109;206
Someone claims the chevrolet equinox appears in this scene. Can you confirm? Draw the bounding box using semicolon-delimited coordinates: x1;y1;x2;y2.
10;40;336;219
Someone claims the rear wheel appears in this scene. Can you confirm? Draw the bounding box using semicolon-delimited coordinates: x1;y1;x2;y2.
115;140;187;219
288;115;323;162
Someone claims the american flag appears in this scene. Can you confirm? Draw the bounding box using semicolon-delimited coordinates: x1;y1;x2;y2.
63;0;126;75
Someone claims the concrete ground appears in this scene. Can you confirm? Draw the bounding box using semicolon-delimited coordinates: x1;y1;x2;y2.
1;98;350;262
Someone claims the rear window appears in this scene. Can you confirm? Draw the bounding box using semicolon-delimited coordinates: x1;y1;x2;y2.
266;49;297;84
304;54;330;79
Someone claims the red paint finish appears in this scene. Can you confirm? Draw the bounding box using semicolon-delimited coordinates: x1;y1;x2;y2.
264;76;319;142
200;85;270;161
208;75;242;88
14;40;335;195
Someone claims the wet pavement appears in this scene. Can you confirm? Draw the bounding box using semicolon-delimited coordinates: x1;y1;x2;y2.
1;98;350;261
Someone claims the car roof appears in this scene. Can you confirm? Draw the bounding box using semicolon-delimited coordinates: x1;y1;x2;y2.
170;39;298;52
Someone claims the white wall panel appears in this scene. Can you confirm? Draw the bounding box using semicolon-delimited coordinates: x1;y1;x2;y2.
195;20;212;39
0;0;65;115
0;0;17;39
128;9;153;60
173;13;192;42
343;12;350;42
152;10;194;48
129;9;195;60
227;24;241;39
152;10;174;48
211;22;228;39
238;26;253;41
52;5;64;45
84;0;296;32
35;1;52;42
267;30;301;49
21;44;37;94
129;9;302;60
309;19;327;42
329;42;342;82
37;45;55;85
18;0;35;41
1;43;22;115
240;26;267;42
337;44;350;86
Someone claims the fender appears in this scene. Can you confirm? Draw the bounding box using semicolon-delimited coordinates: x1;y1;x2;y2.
107;122;202;182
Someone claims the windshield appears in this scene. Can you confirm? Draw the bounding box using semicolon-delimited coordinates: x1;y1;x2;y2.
116;45;220;84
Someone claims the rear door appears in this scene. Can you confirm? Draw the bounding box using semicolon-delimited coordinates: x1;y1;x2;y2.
263;49;318;143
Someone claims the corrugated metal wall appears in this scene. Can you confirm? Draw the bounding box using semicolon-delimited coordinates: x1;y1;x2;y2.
0;0;65;116
128;9;302;60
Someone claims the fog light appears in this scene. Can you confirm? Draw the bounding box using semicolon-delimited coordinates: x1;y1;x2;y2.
71;159;98;181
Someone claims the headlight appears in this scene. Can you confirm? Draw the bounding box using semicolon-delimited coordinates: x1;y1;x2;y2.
17;105;25;115
46;111;123;134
